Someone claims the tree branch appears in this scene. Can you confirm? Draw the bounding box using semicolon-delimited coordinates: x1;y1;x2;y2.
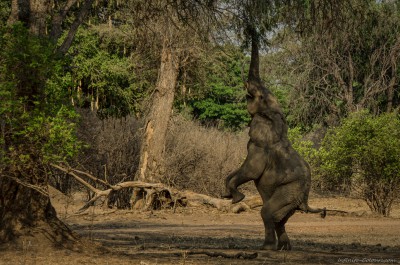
50;163;100;194
69;167;112;188
57;0;94;55
50;0;79;42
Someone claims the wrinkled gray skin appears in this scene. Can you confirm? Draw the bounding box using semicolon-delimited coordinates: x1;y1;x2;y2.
222;36;325;250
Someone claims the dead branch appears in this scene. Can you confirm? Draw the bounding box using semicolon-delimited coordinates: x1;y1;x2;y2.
51;163;101;194
69;167;112;188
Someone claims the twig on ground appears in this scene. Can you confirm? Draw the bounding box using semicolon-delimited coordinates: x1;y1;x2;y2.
175;250;258;259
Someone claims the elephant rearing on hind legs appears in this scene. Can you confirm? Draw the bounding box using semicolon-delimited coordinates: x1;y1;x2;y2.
222;34;326;251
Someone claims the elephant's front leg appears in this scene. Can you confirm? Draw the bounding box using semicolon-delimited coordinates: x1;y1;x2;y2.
221;169;238;199
275;223;291;250
261;205;276;250
223;144;267;204
275;211;294;250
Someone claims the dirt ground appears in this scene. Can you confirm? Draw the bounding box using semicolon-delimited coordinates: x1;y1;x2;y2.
1;189;400;265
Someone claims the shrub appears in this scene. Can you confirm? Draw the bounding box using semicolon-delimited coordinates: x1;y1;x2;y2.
288;127;318;166
287;126;323;189
318;111;400;216
76;109;141;208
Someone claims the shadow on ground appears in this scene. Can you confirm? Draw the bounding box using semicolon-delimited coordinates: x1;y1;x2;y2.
70;219;400;264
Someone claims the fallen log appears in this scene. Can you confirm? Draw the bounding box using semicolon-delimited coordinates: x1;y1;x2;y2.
50;163;262;214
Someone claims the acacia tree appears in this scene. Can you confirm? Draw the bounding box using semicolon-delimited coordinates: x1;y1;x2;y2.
0;0;94;245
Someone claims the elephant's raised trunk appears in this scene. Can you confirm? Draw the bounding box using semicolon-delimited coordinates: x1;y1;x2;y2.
248;32;260;83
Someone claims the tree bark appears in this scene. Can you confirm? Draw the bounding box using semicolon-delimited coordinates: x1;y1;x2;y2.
28;0;50;36
8;0;50;35
138;38;179;183
345;52;355;113
8;0;30;26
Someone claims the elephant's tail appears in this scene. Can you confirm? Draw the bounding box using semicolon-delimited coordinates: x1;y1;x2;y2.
297;203;327;218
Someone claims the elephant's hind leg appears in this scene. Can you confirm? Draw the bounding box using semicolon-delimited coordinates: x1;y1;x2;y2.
260;189;296;250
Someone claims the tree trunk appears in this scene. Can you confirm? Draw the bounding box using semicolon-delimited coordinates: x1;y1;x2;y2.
1;1;56;245
345;53;355;113
0;175;76;246
0;0;89;247
386;71;396;113
50;0;79;42
8;0;49;35
138;39;179;183
28;0;50;36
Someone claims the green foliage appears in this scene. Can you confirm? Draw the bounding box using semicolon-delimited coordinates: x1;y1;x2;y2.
0;23;54;103
0;24;81;172
0;1;10;27
181;45;251;130
287;112;400;216
68;27;148;119
318;111;400;216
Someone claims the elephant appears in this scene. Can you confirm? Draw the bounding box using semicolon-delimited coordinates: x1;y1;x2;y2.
222;77;326;251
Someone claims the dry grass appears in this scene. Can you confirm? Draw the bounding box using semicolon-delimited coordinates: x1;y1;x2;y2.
52;111;255;203
75;109;142;183
164;115;254;197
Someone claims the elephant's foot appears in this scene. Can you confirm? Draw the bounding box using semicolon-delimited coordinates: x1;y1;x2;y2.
261;242;276;251
231;191;245;204
221;191;232;199
277;240;292;251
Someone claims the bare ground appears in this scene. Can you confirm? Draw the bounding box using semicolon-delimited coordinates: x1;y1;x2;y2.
1;189;400;265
